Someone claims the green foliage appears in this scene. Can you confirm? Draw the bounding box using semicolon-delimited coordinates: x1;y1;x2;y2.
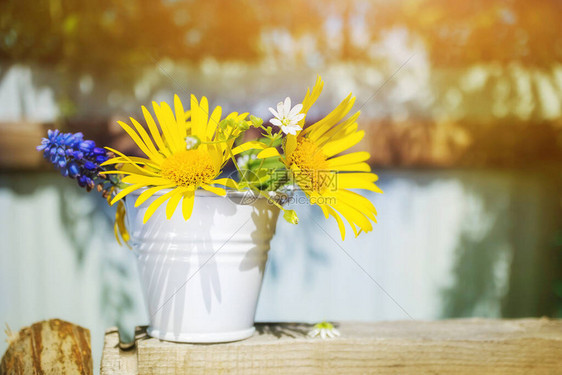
5;0;560;82
0;0;263;81
237;137;287;192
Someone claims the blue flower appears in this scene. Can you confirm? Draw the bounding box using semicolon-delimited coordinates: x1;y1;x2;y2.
38;129;117;192
67;161;81;178
77;175;94;189
79;140;95;153
83;161;98;171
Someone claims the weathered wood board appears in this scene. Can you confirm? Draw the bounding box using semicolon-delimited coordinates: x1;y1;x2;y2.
0;122;46;170
101;318;562;375
1;319;92;375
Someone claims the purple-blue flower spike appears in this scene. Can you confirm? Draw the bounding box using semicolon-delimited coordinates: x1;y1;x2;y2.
37;129;117;194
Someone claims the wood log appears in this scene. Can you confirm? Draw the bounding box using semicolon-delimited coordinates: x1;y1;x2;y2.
0;319;93;375
101;319;562;375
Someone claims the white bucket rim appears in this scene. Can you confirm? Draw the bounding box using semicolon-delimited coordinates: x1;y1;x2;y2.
124;186;291;202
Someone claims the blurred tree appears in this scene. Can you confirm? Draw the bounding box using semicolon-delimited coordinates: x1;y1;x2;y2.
3;0;561;80
388;0;562;68
2;0;562;155
0;0;263;82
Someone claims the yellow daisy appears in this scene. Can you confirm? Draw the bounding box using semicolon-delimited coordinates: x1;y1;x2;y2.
102;94;245;224
261;76;382;240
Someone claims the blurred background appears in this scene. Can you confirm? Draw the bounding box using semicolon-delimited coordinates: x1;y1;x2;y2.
1;0;562;371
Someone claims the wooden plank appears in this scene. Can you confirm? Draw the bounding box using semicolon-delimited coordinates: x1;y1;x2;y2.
100;319;562;375
0;122;46;170
4;120;562;170
0;319;93;375
4;119;562;171
100;328;138;375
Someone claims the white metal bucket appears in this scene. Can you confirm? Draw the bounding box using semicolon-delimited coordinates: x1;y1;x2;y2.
124;189;280;343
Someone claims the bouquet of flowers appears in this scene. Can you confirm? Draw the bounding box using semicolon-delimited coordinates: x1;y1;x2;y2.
38;76;382;243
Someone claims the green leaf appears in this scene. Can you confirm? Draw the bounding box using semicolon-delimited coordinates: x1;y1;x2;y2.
250;115;263;127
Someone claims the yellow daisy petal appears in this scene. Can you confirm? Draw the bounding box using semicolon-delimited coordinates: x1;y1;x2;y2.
331;199;371;234
159;101;184;152
201;184;226;196
213;178;239;189
319;204;347;241
332;162;371;172
206;105;222;140
181;190;195;220
339;172;379;182
143;189;176;223
327;152;370;167
114;201;130;247
166;188;186;219
303;94;355;139
190;95;208;140
330;203;359;237
104;147;161;177
142;105;171;157
236;112;249;121
232;141;268;155
121;175;173;186
135;185;175;207
117;120;161;163
110;183;145;206
314;112;360;144
257;147;280;159
174;94;187;138
299;75;324;124
336;190;378;220
153;101;180;153
337;174;383;193
101;156;160;169
285;134;298;158
321;130;365;158
129;117;164;163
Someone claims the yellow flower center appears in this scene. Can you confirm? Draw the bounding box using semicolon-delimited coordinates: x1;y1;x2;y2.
161;149;217;188
289;138;333;193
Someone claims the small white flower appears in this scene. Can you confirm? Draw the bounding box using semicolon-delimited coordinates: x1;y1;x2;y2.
268;97;305;135
308;322;340;339
185;135;201;150
237;154;257;169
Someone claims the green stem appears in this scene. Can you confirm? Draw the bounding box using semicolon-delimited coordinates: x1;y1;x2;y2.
252;186;286;212
201;136;237;145
223;124;287;211
227;147;243;177
256;136;276;172
225;125;244;177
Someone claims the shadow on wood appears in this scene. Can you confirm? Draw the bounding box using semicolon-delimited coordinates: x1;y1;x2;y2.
255;322;314;339
101;319;562;375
